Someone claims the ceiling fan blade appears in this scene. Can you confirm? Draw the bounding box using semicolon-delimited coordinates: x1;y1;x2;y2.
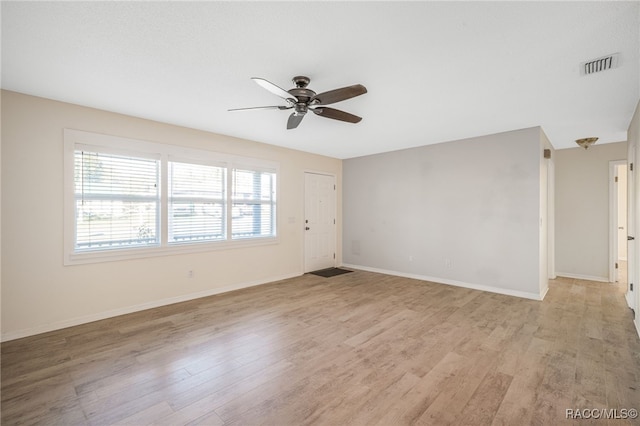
252;77;297;102
312;84;367;105
228;105;291;112
287;113;304;129
312;107;362;123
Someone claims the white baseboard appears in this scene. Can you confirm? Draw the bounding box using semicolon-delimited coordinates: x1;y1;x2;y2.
1;272;301;342
626;291;635;310
341;263;543;301
555;272;610;283
635;318;640;339
540;285;549;301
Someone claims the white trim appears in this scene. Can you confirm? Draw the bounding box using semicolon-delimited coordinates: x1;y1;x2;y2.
539;285;549;301
547;158;556;280
65;129;280;170
555;272;610;283
626;291;635;310
609;160;616;282
341;263;544;301
609;160;627;282
64;128;280;265
0;272;301;342
635;317;640;339
66;237;279;265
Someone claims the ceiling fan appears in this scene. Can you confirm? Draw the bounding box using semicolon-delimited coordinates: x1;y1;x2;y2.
229;76;367;129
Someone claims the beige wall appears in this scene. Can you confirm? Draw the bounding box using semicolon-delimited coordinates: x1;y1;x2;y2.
0;90;342;340
555;141;627;281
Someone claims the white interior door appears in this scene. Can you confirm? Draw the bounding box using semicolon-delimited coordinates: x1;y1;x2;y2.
304;173;336;272
611;162;628;283
617;164;628;265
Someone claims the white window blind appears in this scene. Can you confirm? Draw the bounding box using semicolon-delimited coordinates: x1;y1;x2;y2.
65;129;278;264
231;168;276;239
168;161;226;243
74;150;160;251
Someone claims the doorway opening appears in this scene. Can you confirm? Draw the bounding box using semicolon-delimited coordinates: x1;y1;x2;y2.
610;161;628;286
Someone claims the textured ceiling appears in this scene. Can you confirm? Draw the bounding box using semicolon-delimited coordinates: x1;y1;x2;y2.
2;1;639;159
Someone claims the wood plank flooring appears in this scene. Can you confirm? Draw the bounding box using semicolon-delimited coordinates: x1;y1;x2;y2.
2;271;639;425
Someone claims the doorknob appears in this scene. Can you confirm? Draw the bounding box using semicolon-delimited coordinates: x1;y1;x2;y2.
629;236;635;241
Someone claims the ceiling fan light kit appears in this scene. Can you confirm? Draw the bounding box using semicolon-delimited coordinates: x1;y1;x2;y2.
229;76;367;129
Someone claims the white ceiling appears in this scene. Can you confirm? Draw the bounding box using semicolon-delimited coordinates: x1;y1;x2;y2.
2;1;639;159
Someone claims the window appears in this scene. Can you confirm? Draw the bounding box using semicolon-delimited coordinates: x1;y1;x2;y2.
64;129;278;264
74;150;160;251
169;161;226;243
232;168;276;239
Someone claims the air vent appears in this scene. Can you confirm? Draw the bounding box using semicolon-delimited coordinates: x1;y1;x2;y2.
581;53;619;75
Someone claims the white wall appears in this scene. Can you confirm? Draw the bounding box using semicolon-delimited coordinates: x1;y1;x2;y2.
0;90;342;340
627;99;640;336
539;130;555;297
555;142;627;282
0;90;3;337
343;127;547;300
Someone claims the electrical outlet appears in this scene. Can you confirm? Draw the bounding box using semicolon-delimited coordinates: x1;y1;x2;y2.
409;255;413;262
188;270;194;279
445;259;452;268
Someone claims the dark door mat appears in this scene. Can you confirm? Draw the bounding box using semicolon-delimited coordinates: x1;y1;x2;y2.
309;267;353;278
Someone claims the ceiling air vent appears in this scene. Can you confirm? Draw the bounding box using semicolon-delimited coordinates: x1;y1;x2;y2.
581;53;619;75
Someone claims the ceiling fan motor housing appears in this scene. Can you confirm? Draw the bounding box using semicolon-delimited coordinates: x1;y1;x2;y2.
288;89;316;105
288;77;316;115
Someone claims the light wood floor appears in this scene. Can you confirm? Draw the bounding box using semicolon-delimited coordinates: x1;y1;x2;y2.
2;271;639;425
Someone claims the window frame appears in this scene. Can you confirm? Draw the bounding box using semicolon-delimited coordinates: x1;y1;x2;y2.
64;129;279;265
231;167;277;240
72;143;161;253
167;158;228;245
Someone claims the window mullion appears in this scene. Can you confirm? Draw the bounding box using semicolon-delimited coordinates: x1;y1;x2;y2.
161;154;168;247
226;166;233;241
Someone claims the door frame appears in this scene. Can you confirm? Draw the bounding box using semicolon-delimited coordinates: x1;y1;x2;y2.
547;158;556;280
303;171;337;273
609;160;627;282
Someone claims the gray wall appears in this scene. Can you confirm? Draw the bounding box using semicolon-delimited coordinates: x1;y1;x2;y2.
555;142;627;281
343;127;546;299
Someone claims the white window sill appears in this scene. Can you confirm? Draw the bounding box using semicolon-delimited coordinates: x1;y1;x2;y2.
64;236;279;266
